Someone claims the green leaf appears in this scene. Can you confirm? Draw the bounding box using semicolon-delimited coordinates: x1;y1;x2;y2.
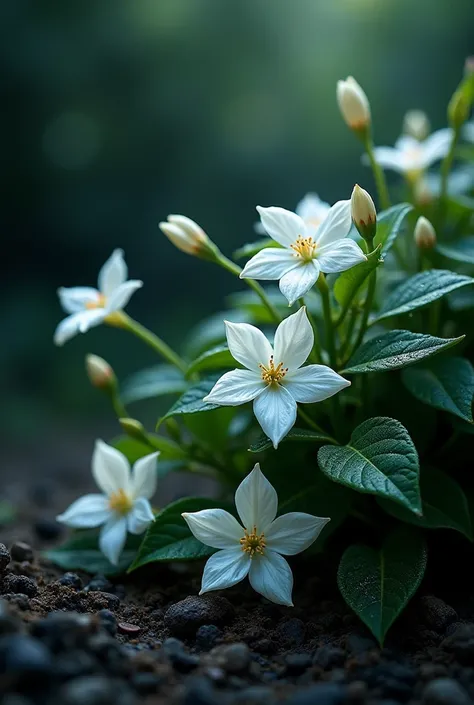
159;375;221;425
121;365;186;404
436;236;474;265
45;531;142;576
249;427;334;453
338;526;427;645
128;497;232;570
342;330;464;375
233;238;280;260
373;270;474;323
186;344;235;378
378;467;473;540
374;203;413;256
334;245;383;310
318;417;421;514
112;435;187;464
402;357;474;422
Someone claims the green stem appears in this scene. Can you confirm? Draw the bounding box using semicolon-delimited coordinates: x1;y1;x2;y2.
111;393;128;420
297;407;337;444
298;298;321;363
217;254;281;323
364;135;391;210
316;274;343;436
120;314;188;374
348;237;377;356
339;306;359;359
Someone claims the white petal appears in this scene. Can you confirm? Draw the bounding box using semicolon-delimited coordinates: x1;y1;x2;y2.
256;206;305;248
248;551;294;606
131;452;159;499
235;463;278;534
394;135;419;152
421;128;453;168
224;321;273;372
279;261;320;305
127;497;155;534
106;280;143;311
78;308;107;333
284;364;351;403
266;512;330;555
296;193;331;230
253;385;297;449
98;249;127;296
58;287;100;314
203;369;265;406
99;516;128;566
371;147;406;172
200;548;251;594
240;248;298;281
182;509;244;549
273;307;314;372
56;494;110;528
92;439;131;496
317;239;366;274
315;200;352;247
54;313;86;346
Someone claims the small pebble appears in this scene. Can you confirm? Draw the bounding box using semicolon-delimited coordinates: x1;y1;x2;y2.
10;543;34;563
2;574;38;598
420;596;458;633
275;618;306;647
98;609;117;636
422;678;472;705
313;645;346;669
285;682;346;705
0;634;53;687
131;672;162;695
0;544;10;573
196;624;222;651
59;573;83;590
85;575;114;593
164;595;234;636
0;601;20;635
285;652;312;675
212;642;251;673
118;622;141;636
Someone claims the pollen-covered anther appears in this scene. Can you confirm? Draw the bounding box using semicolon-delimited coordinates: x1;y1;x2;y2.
109;488;133;515
259;355;288;385
290;236;317;262
240;526;266;558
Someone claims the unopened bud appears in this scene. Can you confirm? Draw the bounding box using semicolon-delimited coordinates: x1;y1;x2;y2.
413;179;434;207
414;216;436;250
159;215;218;260
403;110;430;141
86;354;116;391
448;68;474;129
337;77;371;136
351;184;377;242
119;417;146;441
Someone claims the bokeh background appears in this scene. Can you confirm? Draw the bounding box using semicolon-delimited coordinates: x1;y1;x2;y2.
1;0;472;467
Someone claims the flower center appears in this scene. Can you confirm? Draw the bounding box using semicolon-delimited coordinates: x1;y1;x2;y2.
85;294;106;310
240;526;266;558
291;236;317;262
259;355;288;385
108;488;133;515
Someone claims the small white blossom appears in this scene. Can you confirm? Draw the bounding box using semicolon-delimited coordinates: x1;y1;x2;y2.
242;200;366;305
254;192;331;236
371;129;453;180
57;440;158;565
183;464;330;606
337;77;371;131
54;249;142;346
203;307;350;448
403;110;430;141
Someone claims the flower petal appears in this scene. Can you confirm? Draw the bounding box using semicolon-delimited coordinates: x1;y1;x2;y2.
78;309;107;333
131;452;159;499
235;463;278;533
256;206;305;248
58;287;100;314
315;200;351;247
253;385;297;449
98;249;127;296
394;135;419;152
317;239;366;274
200;548;251;594
240;248;298;281
266;512;330;555
127;497;155;534
296;193;331;232
273;307;314;372
92;439;131;496
56;494;110;528
279;261;320;305
54;312;87;346
182;509;244;549
248;551;294;606
203;369;265;406
99;516;128;566
370;147;406;173
106;280;143;311
224;321;273;372
284;364;351;403
421;128;453;168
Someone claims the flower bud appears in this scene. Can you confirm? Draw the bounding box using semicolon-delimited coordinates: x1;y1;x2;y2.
414;216;436;250
337;77;371;135
119;417;147;441
413;179;434;207
351;184;377;242
159;215;218;260
85;354;116;391
448;67;474;130
403;110;430;141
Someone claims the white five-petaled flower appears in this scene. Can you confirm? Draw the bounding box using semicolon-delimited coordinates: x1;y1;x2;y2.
54;249;143;346
182;464;330;606
371;129;453;181
254;192;331;236
57;440;158;565
241;201;366;306
203;307;350;448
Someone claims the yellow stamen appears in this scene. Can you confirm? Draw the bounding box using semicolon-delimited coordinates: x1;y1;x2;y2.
259;355;288;385
240;526;265;558
108;488;133;515
85;294;106;310
290;236;317;262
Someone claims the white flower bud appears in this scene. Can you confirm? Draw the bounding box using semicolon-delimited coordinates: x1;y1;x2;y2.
337;77;371;132
85;354;116;390
351;184;377;241
403;110;430;141
159;215;216;259
414;216;436;250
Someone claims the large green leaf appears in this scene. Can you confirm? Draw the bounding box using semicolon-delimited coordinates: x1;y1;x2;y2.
372;270;474;323
334;245;383;310
112;435;187;464
186;344;235;378
249;427;334;453
342;330;464;375
338;526;427;645
45;531;142;576
159;375;221;424
374;203;413;255
233;238;280;260
121;365;186;404
318;417;421;514
436;236;474;265
402;357;474;422
378;467;473;540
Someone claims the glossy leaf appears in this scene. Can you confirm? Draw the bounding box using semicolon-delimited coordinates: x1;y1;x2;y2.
159;375;221;425
374;203;413;255
186;344;235;378
334;245;383;310
436;236;474;265
121;365;186;404
233;238;280;260
249;427;334;453
45;531;142;576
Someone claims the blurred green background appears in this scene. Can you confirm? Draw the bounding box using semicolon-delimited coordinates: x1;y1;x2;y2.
2;0;472;448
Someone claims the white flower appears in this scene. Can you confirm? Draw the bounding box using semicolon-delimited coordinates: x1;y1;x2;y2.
203;307;350;448
371;129;453;180
254;192;331;236
182;464;330;606
159;215;213;257
241;201;366;305
57;440;158;565
336;77;371;131
403;110;430;141
54;249;143;346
